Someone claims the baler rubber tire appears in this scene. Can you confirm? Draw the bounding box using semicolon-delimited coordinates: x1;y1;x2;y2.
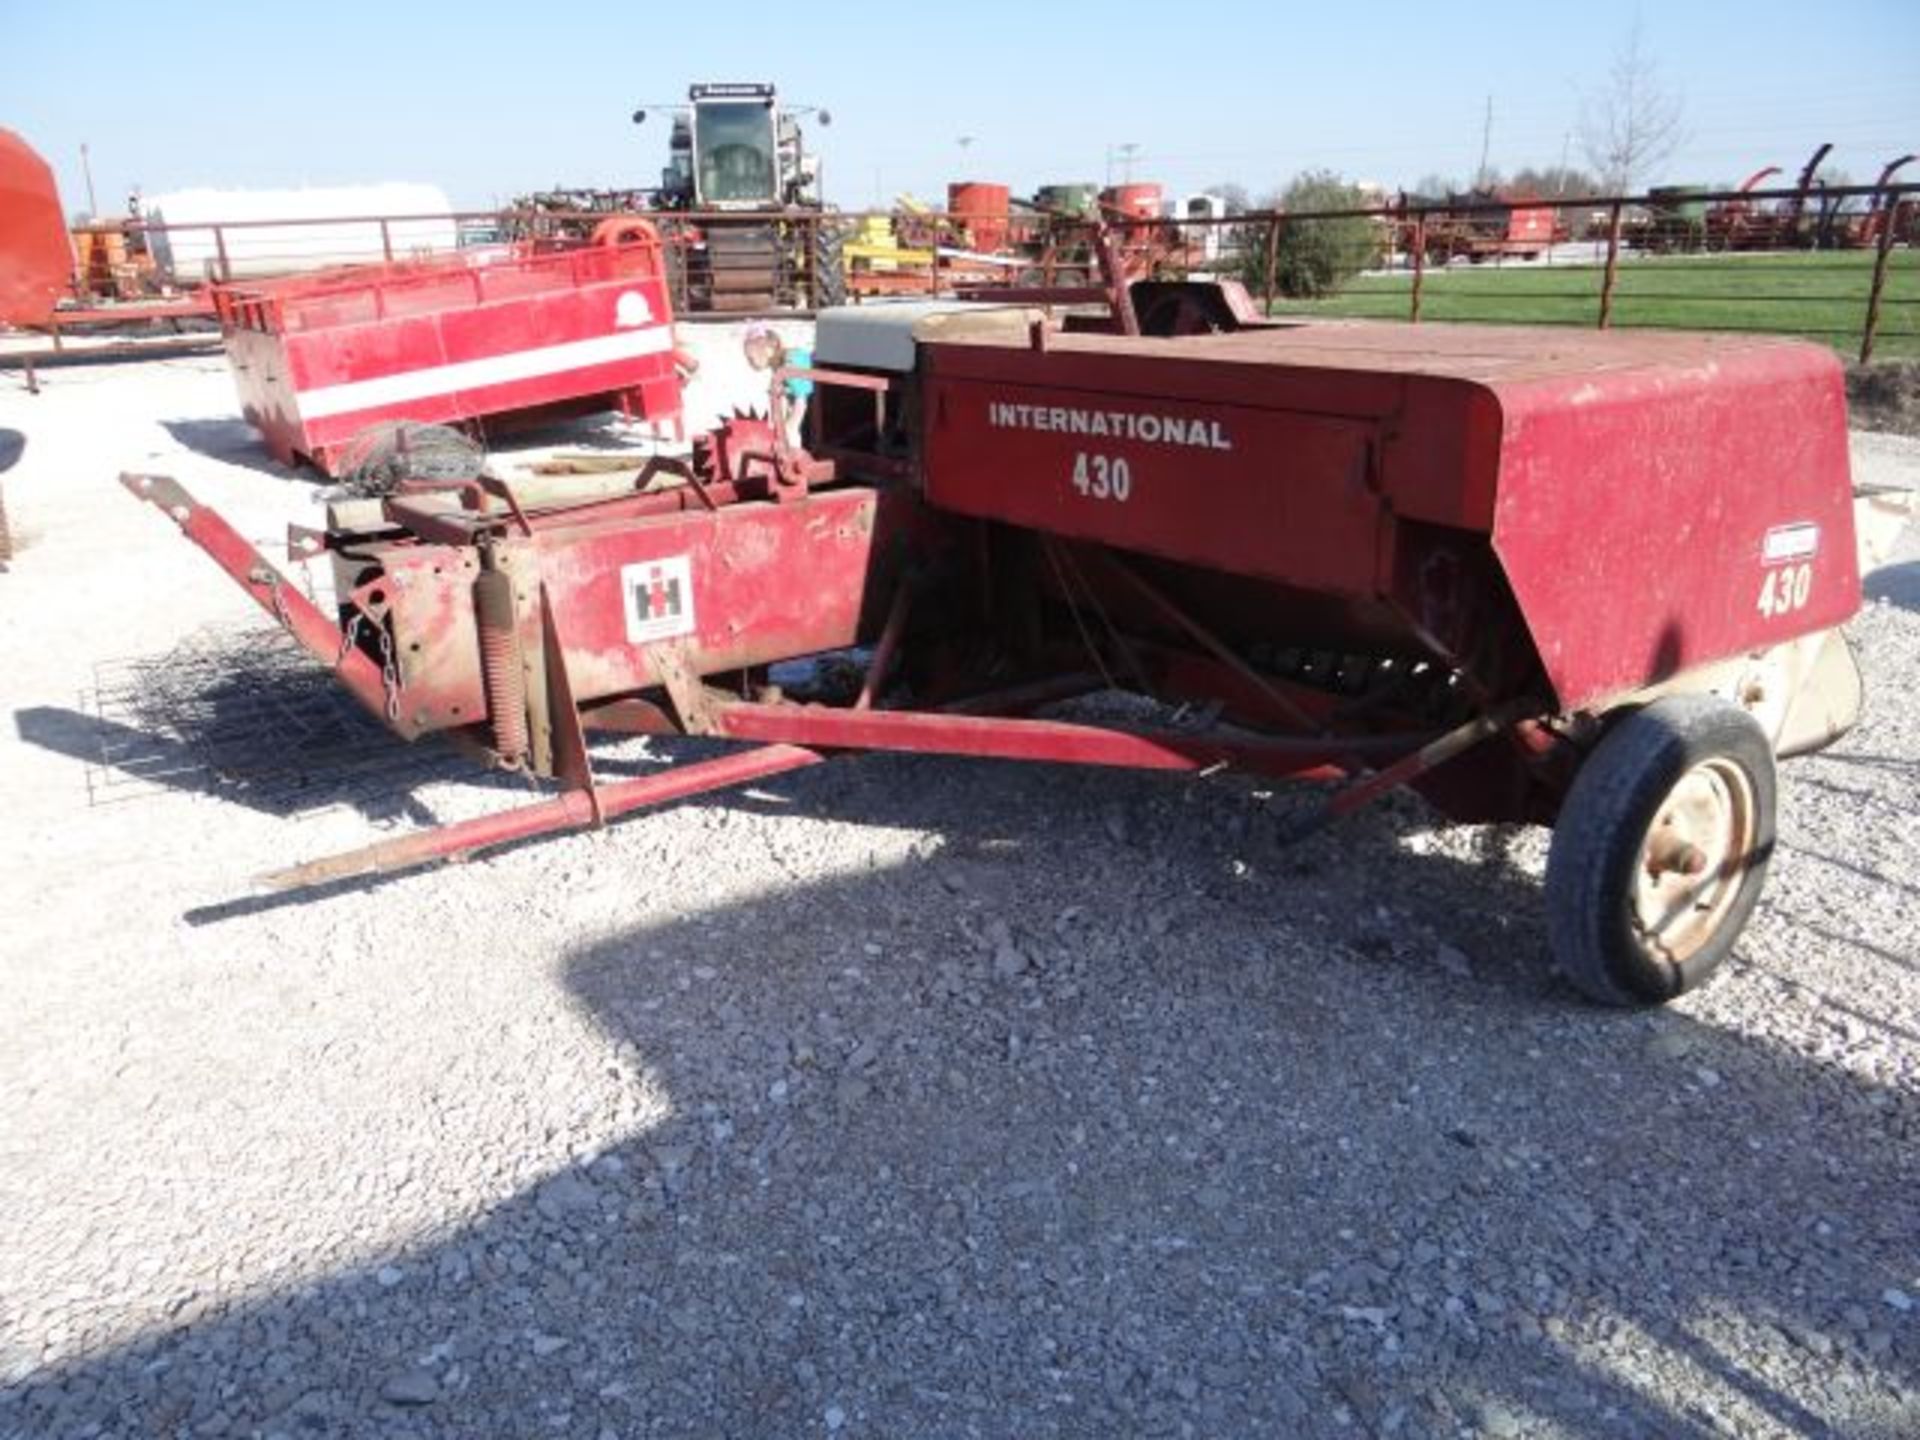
1545;695;1776;1007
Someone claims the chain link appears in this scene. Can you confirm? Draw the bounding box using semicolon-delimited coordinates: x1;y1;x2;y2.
377;621;402;724
336;611;363;664
334;603;401;724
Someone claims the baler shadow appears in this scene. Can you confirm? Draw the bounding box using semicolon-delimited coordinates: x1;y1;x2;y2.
5;760;1914;1438
708;749;1559;999
13;702;476;827
1819;750;1920;778
1792;769;1917;815
1795;919;1920;973
1777;838;1920;903
1863;561;1920;612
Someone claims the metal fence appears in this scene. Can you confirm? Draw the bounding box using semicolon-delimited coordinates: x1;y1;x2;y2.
55;181;1920;363
1121;182;1918;364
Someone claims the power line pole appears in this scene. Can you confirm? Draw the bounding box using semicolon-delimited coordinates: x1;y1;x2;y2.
1475;95;1493;189
80;141;98;217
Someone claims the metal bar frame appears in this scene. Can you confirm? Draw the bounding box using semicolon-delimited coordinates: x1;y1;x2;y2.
708;701;1417;776
258;743;824;890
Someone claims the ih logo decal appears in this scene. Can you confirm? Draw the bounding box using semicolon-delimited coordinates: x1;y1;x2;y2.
614;289;654;329
621;555;696;644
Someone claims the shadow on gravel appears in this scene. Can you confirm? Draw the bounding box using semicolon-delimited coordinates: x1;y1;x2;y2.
12;699;484;832
0;426;19;570
13;625;518;831
1865;561;1920;612
1777;838;1920;905
158;417;303;480
4;755;1917;1439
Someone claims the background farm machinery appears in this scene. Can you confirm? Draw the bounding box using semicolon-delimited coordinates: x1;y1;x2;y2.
628;81;843;312
1392;189;1563;265
844;183;1232;299
1695;145;1918;253
504;82;844;312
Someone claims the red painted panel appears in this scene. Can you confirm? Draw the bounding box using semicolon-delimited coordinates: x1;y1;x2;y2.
0;129;70;328
214;241;679;472
923;376;1387;597
528;487;895;706
1489;341;1859;708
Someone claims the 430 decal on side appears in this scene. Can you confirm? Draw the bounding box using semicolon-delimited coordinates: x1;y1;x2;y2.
1756;563;1813;619
1070;452;1131;503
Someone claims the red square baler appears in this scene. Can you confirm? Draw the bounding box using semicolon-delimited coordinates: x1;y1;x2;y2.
127;287;1883;1007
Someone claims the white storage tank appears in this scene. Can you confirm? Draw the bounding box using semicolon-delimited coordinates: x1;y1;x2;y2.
1173;193;1229;263
143;182;459;282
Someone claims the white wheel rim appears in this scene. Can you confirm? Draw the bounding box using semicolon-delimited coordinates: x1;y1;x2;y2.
1631;757;1758;964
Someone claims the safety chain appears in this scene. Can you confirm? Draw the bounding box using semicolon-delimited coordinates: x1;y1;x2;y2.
334;608;401;722
377;620;403;723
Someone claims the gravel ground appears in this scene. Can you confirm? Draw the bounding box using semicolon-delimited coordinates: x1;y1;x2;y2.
1;342;1917;1440
1849;361;1920;438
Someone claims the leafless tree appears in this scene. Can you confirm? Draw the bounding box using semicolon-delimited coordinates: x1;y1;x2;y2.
1579;16;1685;194
1509;165;1600;199
1207;182;1252;216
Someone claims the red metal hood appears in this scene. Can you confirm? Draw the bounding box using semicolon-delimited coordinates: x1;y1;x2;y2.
1482;334;1858;707
920;320;1859;710
0;128;71;329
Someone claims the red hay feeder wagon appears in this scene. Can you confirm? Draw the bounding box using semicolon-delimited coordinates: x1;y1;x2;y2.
128;277;1870;1007
210;224;686;476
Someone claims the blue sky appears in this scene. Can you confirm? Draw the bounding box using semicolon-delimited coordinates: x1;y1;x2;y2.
5;0;1917;213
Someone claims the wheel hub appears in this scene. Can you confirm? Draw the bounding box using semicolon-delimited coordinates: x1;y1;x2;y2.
1632;758;1758;962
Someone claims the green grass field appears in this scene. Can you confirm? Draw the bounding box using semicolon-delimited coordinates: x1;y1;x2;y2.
1267;249;1920;361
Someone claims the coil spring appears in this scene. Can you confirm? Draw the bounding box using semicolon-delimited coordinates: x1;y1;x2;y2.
473;565;529;765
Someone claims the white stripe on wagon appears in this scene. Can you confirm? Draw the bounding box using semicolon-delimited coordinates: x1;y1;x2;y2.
298;326;677;420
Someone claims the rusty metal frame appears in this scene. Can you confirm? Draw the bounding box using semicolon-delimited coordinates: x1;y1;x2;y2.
125;466;1454;892
250;694;1434;891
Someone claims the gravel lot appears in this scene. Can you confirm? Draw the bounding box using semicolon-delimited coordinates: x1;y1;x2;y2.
1;340;1917;1439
